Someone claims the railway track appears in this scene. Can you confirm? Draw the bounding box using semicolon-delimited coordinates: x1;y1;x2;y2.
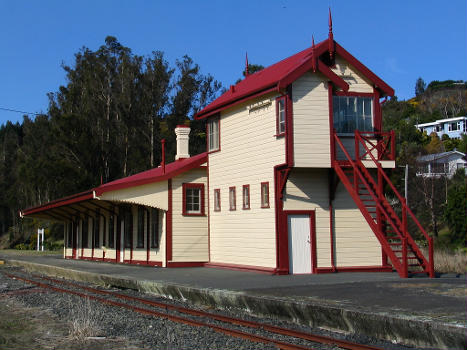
5;271;385;350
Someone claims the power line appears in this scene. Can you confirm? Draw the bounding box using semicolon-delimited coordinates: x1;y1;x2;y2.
0;107;44;116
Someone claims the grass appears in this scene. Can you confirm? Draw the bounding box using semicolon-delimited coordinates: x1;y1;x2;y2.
420;246;467;274
69;297;103;341
0;248;62;256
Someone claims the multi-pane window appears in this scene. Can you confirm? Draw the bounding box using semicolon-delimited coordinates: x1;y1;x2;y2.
183;183;205;215
242;185;250;210
137;206;145;248
124;208;133;249
229;187;236;211
208;118;220;152
151;208;159;248
333;96;373;133
276;97;286;135
93;217;100;248
448;122;461;131
82;219;89;248
214;189;221;211
108;215;114;248
261;182;269;208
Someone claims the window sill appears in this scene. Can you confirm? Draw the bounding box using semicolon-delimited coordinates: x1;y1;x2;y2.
182;213;206;217
242;207;251;210
274;132;286;138
261;205;270;209
208;148;220;154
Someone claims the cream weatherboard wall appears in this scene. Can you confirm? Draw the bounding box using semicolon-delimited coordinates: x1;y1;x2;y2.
171;167;209;263
292;72;331;168
283;168;383;269
292;55;376;169
333;182;382;267
283;168;331;268
331;55;374;93
208;93;285;268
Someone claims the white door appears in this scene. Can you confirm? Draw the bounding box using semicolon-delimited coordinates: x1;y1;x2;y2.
288;215;312;274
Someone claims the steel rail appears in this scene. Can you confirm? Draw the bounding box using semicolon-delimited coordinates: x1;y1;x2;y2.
36;273;382;350
5;272;313;350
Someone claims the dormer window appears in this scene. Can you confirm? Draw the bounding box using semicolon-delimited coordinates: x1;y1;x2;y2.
276;96;286;135
333;95;373;134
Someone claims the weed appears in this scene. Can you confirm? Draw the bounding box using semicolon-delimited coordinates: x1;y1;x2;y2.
68;297;103;341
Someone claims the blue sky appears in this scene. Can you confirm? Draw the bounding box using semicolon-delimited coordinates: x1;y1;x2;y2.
0;0;466;125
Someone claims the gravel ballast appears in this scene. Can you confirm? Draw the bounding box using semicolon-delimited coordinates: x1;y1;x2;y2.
0;265;424;350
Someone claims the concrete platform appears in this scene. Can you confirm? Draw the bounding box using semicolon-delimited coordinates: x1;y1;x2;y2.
1;251;465;350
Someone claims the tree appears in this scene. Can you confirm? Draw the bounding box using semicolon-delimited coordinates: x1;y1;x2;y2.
444;176;467;246
425;132;444;154
0;36;223;246
415;77;426;97
235;63;264;84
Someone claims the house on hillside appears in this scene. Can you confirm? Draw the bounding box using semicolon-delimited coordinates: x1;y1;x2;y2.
416;151;467;178
20;13;434;278
416;116;467;139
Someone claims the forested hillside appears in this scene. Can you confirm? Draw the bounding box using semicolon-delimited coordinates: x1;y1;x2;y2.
382;78;467;248
0;36;222;247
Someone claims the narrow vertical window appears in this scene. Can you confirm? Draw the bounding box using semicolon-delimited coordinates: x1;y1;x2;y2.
276;96;286;135
208;117;220;152
242;185;250;210
124;208;133;249
93;217;100;248
137;206;145;248
67;222;72;248
229;186;236;211
82;219;89;248
108;215;114;248
214;189;221;212
151;208;159;248
261;182;270;208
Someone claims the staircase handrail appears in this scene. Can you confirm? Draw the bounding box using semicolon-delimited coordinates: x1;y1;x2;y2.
355;130;431;243
355;130;395;161
334;134;405;240
333;134;405;272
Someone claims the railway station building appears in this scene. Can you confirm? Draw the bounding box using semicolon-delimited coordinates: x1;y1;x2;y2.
20;16;434;277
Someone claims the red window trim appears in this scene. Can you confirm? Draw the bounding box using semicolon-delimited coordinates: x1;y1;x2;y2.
214;189;221;212
333;91;375;97
182;183;205;216
229;186;236;211
275;96;286;137
261;182;270;208
242;184;250;210
207;116;221;154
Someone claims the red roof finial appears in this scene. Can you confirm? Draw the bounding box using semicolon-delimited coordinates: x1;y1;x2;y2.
311;35;317;72
245;52;249;77
328;8;334;59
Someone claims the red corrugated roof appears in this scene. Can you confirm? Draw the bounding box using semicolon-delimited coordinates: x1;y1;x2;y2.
95;152;207;195
194;40;328;119
195;38;394;119
21;190;95;217
20;152;208;217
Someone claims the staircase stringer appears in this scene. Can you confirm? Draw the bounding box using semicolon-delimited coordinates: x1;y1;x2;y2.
333;163;404;274
354;160;430;271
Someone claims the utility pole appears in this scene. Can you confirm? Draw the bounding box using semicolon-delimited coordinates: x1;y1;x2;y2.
405;164;409;206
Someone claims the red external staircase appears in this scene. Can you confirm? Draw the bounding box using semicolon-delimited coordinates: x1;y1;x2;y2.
332;130;435;278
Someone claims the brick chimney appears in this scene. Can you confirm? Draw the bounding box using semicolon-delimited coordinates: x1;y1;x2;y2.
175;125;190;160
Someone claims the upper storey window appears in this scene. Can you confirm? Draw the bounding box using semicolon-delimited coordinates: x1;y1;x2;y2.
276;96;286;135
333;96;373;134
208;117;220;152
